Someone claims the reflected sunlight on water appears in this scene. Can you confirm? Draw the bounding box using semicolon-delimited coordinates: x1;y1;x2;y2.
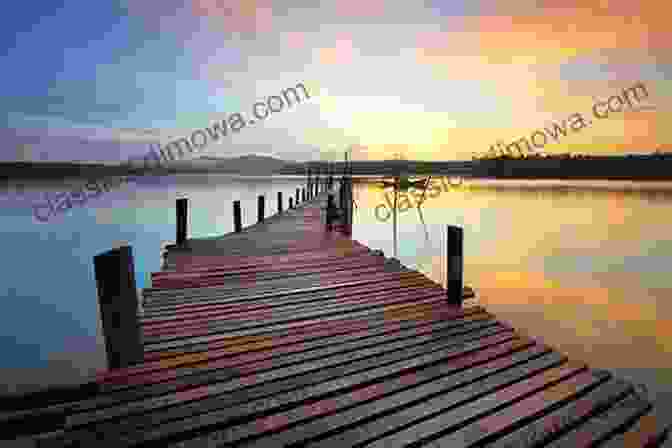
352;178;672;412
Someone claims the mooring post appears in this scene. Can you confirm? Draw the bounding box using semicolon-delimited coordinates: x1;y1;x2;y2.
295;188;300;205
233;200;242;232
176;198;188;246
302;188;306;202
93;246;143;370
446;225;464;306
257;195;265;223
343;177;353;235
277;191;283;214
289;197;294;209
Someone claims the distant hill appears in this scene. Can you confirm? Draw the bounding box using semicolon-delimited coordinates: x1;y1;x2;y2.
196;155;291;174
0;161;144;182
0;155;296;180
4;153;672;181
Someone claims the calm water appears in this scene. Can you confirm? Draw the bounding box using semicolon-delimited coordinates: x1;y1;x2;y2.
1;175;671;414
353;177;672;414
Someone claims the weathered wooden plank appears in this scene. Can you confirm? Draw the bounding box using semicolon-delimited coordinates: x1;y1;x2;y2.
141;284;443;336
151;262;409;292
152;254;388;284
153;251;378;279
1;306;479;436
144;268;425;304
542;391;650;448
194;344;560;447
584;405;671;448
140;278;438;326
409;369;610;448
362;364;598;448
151;260;398;289
100;314;494;392
161;245;368;272
0;313;494;429
158;247;371;275
143;301;479;354
141;303;482;361
37;330;517;447
143;269;428;307
162;239;362;261
483;377;635;448
141;290;451;345
105;334;521;448
141;278;438;323
65;325;512;429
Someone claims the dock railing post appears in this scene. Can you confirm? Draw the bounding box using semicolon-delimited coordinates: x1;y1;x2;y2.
277;191;283;214
176;198;187;246
257;195;265;223
233;200;242;232
93;246;143;370
446;225;464;306
289;197;294;209
344;177;353;235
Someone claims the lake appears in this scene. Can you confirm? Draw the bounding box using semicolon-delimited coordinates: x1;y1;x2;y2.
1;175;671;416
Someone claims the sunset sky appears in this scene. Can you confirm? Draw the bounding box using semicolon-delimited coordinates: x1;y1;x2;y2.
1;0;669;163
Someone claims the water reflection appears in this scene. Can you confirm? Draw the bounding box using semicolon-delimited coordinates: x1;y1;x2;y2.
352;178;672;413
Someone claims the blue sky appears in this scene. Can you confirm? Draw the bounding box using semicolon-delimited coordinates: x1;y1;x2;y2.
1;0;668;163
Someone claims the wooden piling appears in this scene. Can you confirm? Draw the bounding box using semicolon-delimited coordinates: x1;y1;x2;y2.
233;200;242;233
302;188;306;202
176;198;187;246
289;197;294;209
277;191;283;214
446;225;464;305
257;195;265;223
93;246;143;370
295;188;300;205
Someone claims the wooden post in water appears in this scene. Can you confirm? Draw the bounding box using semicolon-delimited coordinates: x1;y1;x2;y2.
289;197;294;209
93;246;143;370
257;195;265;223
302;188;306;202
343;176;353;235
277;191;283;214
295;188;300;205
446;225;464;306
233;200;242;232
176;198;187;246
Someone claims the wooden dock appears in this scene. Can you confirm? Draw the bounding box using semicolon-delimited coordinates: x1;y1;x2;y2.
1;184;670;447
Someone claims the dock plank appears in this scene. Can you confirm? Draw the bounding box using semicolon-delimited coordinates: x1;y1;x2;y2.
1;189;664;447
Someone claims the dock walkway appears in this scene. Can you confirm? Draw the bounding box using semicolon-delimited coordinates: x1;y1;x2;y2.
1;189;670;447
